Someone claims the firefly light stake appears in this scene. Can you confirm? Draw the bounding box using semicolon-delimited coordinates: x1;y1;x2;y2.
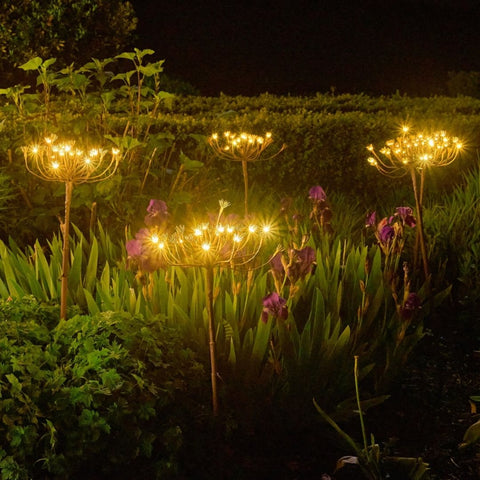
367;126;463;280
22;135;120;320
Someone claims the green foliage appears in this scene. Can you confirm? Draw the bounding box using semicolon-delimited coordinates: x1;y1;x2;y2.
314;358;430;480
0;1;137;74
2;59;480;242
447;71;480;98
271;240;429;415
0;50;214;242
0;297;204;478
425;167;480;307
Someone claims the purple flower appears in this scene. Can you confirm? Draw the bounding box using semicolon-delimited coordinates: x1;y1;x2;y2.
135;228;151;243
270;252;285;275
366;211;376;228
261;292;288;323
400;292;422;320
395;206;416;228
309;186;327;202
288;246;316;281
147;199;168;215
126;239;142;258
145;199;169;227
126;228;165;272
379;224;395;244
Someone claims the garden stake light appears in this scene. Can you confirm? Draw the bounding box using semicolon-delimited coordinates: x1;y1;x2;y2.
208;131;286;216
367;126;462;279
135;200;274;416
22;135;120;320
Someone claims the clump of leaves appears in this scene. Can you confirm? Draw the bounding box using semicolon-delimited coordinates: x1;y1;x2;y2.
0;297;205;479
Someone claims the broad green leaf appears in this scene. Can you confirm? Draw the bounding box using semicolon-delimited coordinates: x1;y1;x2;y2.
459;420;480;448
180;151;204;171
19;57;43;71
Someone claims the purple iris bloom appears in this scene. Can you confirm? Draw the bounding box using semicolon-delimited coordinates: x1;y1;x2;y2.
261;292;288;323
270;252;285;275
126;239;142;258
366;211;376;228
308;186;327;202
400;292;422;319
379;225;395;244
289;246;316;280
395;206;416;228
145;199;169;227
147;199;168;215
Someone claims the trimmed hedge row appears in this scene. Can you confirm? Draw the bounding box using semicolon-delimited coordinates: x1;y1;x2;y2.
151;94;480;205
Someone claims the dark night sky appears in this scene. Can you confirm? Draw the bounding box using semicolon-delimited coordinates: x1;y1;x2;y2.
131;0;480;96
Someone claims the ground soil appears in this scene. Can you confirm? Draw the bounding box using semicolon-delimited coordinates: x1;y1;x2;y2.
367;311;480;480
203;308;480;480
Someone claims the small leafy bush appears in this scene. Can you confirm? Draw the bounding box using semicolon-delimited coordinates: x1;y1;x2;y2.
0;297;205;479
425;167;480;308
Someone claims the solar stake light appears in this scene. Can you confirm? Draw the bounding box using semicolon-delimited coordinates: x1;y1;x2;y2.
208;131;286;216
367;126;462;279
143;199;274;415
22;134;120;319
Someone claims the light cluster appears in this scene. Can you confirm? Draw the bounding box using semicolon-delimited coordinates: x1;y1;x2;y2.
367;126;463;177
208;131;282;162
145;201;273;268
22;135;120;183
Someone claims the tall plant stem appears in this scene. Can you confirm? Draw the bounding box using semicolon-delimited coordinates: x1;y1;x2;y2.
241;158;249;217
205;266;219;416
410;169;429;279
60;181;73;320
354;356;369;457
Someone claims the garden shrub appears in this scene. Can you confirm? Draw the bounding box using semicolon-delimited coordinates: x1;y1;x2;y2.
2;53;480;243
0;297;205;479
425;166;480;309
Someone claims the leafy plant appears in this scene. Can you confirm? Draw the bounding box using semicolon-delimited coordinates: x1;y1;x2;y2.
0;297;204;478
425;166;480;307
314;356;430;480
0;1;137;72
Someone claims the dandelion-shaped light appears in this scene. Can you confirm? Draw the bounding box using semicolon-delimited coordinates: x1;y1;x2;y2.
367;126;463;279
138;199;275;415
22;134;121;319
208;131;286;216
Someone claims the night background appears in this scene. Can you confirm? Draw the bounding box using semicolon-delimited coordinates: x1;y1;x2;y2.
132;0;480;96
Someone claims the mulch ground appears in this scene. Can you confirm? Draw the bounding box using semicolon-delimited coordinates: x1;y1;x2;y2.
225;311;480;479
182;308;480;480
367;311;480;480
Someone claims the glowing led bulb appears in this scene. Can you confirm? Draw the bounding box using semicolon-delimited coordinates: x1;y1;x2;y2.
151;235;159;244
202;243;211;251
